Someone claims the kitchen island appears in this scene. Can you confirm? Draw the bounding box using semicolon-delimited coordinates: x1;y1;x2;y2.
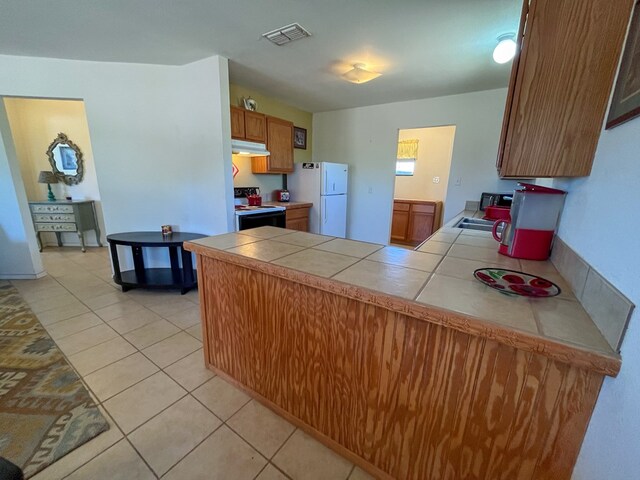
184;217;619;480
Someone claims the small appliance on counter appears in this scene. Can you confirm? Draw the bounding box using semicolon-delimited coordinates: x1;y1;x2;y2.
492;183;566;261
274;173;290;202
275;189;290;202
247;192;262;206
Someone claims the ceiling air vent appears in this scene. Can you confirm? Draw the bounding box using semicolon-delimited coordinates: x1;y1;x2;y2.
262;23;311;46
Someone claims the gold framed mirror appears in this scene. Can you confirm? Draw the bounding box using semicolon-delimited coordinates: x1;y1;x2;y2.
46;132;84;185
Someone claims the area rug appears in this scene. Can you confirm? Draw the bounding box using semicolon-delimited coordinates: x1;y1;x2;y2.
0;284;109;478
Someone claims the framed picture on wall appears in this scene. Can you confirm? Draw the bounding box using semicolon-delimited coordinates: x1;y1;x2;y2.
606;0;640;129
293;126;307;149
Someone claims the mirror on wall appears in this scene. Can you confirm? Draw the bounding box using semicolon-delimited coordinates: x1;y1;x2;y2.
46;132;84;185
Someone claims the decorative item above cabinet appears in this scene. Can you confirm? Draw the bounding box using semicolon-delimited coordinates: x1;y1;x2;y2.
497;0;635;178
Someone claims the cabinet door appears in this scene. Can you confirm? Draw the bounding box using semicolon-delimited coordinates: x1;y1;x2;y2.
285;208;310;232
286;217;309;232
230;107;245;140
266;116;294;173
407;203;436;244
244;111;266;143
390;202;410;243
498;0;634;177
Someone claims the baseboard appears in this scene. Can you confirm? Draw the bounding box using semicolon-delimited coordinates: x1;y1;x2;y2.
41;241;105;248
0;270;47;280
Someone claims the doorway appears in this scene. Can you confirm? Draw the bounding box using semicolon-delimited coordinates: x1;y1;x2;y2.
2;97;106;263
389;125;456;247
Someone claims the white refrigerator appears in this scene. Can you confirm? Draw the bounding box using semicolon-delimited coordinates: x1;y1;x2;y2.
288;162;348;237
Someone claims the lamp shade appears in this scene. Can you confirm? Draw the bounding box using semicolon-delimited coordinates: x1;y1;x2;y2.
342;63;381;84
38;171;58;184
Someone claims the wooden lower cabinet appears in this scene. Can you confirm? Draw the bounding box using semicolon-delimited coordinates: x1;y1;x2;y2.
390;202;410;243
391;200;442;246
189;252;606;480
285;206;310;232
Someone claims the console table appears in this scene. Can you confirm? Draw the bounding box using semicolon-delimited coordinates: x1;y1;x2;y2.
106;232;205;294
29;200;102;252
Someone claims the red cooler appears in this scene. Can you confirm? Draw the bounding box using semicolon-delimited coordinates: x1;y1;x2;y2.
492;183;566;261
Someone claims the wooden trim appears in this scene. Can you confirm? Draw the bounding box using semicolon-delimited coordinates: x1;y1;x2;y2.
185;242;620;377
497;0;531;170
195;256;210;362
196;256;606;479
264;202;313;210
393;199;440;205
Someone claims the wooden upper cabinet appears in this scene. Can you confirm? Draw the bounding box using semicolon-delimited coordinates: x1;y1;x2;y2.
497;0;635;178
230;106;266;143
230;106;245;140
252;116;294;174
244;110;266;143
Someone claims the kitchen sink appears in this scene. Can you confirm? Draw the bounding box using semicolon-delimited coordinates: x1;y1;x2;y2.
454;217;501;232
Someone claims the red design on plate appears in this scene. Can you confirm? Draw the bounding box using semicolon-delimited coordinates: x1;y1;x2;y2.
503;274;525;284
530;278;553;289
473;268;560;298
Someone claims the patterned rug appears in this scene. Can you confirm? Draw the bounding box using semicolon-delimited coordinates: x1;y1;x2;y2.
0;284;109;478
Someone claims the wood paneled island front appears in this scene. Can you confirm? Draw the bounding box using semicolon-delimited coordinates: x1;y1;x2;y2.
185;225;619;480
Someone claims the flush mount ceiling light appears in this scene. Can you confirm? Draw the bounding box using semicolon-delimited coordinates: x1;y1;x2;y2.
262;23;311;46
342;63;382;84
493;34;517;64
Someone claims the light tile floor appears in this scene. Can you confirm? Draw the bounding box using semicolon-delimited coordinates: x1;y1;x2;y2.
9;247;372;480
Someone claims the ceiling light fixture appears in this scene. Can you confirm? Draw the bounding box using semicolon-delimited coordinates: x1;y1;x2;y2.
493;34;517;64
342;63;382;84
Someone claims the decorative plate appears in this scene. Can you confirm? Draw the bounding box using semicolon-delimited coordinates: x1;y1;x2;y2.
473;268;561;297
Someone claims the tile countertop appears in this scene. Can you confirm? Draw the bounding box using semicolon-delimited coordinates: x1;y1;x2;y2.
185;212;620;377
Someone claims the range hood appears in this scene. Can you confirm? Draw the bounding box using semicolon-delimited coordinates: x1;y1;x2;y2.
231;139;270;157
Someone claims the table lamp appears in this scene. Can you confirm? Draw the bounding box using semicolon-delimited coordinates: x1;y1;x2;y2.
38;171;58;201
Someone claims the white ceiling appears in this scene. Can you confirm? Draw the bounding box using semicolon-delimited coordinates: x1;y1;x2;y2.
0;0;521;112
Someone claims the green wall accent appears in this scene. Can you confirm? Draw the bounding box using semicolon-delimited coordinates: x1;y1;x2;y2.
229;84;313;163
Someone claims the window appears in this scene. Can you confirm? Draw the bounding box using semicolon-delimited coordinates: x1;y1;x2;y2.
396;138;418;176
395;158;416;176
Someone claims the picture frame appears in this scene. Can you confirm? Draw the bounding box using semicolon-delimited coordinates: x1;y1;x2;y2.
293;126;307;149
606;0;640;129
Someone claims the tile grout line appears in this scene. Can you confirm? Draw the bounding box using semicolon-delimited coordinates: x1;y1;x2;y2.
26;248;352;479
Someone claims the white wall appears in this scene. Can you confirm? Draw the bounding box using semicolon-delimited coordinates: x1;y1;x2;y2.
4;97;106;247
313;88;521;244
552;117;640;479
394;126;456;202
0;54;233;274
232;154;283;201
0;101;44;278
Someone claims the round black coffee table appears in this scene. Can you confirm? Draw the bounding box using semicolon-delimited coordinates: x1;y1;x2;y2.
107;231;206;294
